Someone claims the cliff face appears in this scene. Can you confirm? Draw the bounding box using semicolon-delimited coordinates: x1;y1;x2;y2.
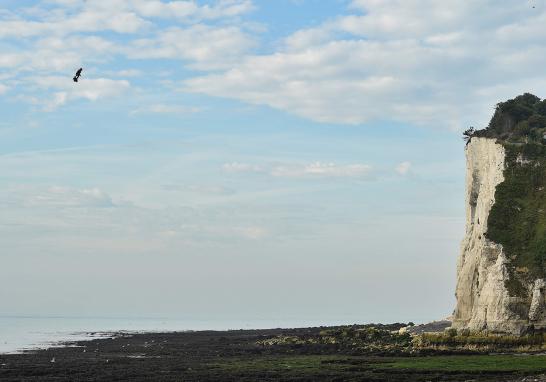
452;138;546;334
453;93;546;335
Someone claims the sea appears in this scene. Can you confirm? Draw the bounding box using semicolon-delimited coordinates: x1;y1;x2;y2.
0;316;356;354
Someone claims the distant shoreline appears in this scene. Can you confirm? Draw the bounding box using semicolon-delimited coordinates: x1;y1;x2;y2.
0;315;390;354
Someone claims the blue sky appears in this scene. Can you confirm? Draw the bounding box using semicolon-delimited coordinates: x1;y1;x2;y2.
1;0;545;325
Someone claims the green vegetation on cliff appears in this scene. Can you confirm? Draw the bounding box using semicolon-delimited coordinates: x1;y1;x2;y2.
487;143;546;296
469;93;546;297
468;93;546;143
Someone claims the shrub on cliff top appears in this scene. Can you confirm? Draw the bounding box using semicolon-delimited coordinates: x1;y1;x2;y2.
468;93;546;143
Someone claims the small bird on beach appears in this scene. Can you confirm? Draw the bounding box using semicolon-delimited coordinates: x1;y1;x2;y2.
73;68;83;82
50;357;55;363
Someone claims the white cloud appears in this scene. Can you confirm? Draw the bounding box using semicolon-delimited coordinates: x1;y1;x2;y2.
235;226;268;240
4;0;546;130
32;76;131;110
283;24;335;51
0;53;25;68
0;1;255;77
222;162;263;173
0;9;148;38
271;162;372;178
161;184;234;195
183;1;546;129
0;181;274;245
70;77;130;100
26;186;115;208
185;51;401;124
115;69;142;77
158;224;269;241
37;35;117;55
0;1;255;64
0;36;118;74
127;25;255;69
131;0;254;20
345;0;530;39
44;92;68;111
395;161;412;175
0;1;257;110
130;104;202;116
222;161;372;178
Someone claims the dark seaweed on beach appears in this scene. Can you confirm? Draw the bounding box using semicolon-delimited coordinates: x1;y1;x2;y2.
2;324;546;381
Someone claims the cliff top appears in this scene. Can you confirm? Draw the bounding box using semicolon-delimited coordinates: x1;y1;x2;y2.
465;93;546;143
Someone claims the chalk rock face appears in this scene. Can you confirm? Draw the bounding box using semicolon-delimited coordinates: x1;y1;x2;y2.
452;138;529;334
529;279;546;322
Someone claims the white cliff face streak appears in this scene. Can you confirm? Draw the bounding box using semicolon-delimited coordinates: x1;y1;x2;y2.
452;138;528;334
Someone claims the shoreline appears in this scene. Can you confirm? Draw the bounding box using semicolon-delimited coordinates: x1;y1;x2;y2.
0;315;375;354
2;324;546;381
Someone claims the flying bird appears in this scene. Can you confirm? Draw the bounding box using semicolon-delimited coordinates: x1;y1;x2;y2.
73;68;83;82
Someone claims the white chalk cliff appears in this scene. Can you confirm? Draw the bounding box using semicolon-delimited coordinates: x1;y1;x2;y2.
452;137;546;334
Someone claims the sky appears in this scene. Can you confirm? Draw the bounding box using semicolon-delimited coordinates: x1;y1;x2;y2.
1;0;545;326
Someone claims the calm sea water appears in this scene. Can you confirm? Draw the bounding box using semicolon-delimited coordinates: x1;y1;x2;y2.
0;316;355;354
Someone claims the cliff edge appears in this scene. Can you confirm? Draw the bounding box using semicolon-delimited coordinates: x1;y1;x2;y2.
453;93;546;335
452;137;521;333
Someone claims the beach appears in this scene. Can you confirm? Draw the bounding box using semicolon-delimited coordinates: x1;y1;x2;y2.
2;324;546;381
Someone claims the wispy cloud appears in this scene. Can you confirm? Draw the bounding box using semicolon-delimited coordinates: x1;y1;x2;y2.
161;184;234;195
130;104;202;116
20;186;115;208
222;162;263;174
0;0;256;109
129;0;255;20
222;161;373;178
0;1;254;38
30;76;131;111
184;0;546;129
395;161;412;175
113;69;142;77
3;1;546;128
271;162;372;178
126;24;256;69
